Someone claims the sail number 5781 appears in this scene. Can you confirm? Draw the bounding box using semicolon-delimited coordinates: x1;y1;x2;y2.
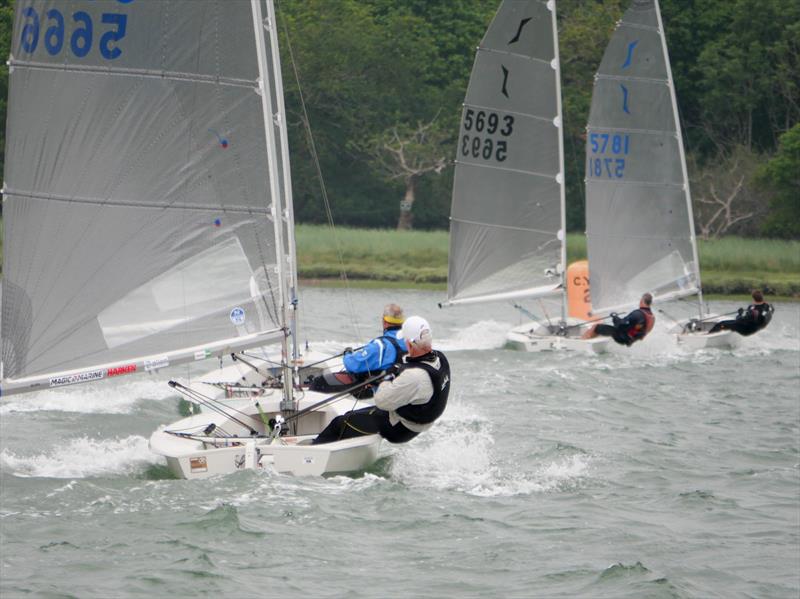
461;109;514;163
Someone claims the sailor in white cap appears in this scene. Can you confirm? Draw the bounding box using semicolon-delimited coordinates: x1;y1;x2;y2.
312;315;450;444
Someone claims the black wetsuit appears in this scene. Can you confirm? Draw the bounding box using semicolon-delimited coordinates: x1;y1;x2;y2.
594;307;654;346
708;303;773;336
312;351;450;445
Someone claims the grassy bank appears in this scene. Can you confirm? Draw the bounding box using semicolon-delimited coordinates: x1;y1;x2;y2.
297;225;800;297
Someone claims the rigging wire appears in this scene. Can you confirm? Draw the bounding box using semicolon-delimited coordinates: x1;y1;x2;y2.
277;1;363;343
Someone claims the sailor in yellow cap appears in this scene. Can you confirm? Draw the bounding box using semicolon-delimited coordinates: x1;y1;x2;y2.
309;303;408;397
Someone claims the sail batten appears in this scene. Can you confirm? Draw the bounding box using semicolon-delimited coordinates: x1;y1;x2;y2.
585;0;700;314
9;60;257;89
2;189;273;214
447;0;564;306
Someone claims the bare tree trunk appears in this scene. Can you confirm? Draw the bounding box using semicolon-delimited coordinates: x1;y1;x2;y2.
397;176;416;230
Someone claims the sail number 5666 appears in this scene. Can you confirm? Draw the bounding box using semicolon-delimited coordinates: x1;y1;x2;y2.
461;109;514;162
20;6;129;60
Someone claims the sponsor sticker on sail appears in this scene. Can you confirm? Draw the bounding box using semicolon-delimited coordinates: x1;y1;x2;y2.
50;369;105;388
144;356;170;372
107;364;137;377
194;349;212;361
230;307;246;326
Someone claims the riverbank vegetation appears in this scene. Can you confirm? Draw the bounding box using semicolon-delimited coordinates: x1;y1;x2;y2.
296;225;800;297
1;0;798;238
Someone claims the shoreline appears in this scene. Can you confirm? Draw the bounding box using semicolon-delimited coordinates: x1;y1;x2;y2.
298;278;799;303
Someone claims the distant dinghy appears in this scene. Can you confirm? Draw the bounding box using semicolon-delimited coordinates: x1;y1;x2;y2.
584;0;738;349
441;0;608;354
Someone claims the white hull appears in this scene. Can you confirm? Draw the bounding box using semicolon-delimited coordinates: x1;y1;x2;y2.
669;316;741;350
150;356;381;478
506;320;609;354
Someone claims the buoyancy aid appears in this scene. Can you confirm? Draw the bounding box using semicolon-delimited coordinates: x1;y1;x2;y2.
395;351;450;425
626;307;655;341
745;303;773;328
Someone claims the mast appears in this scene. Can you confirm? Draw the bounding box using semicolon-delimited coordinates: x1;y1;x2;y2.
263;0;301;383
654;0;704;318
250;0;294;409
550;0;568;323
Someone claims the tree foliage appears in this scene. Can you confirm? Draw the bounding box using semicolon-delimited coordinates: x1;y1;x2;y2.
756;124;800;239
0;0;13;184
0;0;796;235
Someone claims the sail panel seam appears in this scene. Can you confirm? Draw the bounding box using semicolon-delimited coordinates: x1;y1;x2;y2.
479;47;553;66
462;101;554;124
618;22;659;34
3;189;270;214
596;74;667;85
450;217;557;236
9;60;257;89
585;179;683;190
588;126;677;136
454;160;556;179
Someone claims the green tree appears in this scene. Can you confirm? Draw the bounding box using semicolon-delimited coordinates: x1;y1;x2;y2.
756;124;800;239
558;0;623;231
1;0;14;186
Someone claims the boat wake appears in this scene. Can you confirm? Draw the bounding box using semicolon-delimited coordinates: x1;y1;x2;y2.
390;402;594;496
1;435;159;478
438;320;515;351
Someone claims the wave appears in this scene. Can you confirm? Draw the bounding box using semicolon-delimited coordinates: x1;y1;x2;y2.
437;320;516;351
1;435;160;478
389;401;594;496
0;377;176;415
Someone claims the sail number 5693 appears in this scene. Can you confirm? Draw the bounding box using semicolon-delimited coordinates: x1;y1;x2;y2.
461;109;514;163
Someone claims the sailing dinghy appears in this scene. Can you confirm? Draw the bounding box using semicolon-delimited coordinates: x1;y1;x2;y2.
1;0;381;477
584;0;738;350
441;0;608;354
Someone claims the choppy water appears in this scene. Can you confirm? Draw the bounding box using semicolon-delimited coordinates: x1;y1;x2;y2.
1;288;798;598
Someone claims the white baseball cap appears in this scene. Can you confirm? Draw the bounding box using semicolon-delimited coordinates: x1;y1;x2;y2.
398;315;432;344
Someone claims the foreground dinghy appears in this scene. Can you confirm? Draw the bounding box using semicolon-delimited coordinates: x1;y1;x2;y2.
1;0;381;476
441;0;607;353
584;0;736;349
150;385;380;479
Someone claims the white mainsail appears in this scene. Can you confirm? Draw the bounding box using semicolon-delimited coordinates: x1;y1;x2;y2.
445;0;566;309
585;0;703;316
1;0;295;395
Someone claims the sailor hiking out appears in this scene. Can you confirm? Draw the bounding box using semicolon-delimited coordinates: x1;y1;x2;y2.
708;290;774;336
313;316;450;445
582;293;656;346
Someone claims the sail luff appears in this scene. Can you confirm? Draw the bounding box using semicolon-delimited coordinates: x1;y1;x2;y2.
551;0;568;322
653;0;704;318
250;0;293;405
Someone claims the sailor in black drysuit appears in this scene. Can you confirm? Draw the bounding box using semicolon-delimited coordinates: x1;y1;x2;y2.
583;292;655;346
708;290;774;336
312;316;449;445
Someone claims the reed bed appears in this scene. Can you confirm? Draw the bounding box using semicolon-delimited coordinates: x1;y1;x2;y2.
297;225;799;296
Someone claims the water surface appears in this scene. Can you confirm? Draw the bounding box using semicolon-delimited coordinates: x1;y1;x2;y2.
2;288;798;598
